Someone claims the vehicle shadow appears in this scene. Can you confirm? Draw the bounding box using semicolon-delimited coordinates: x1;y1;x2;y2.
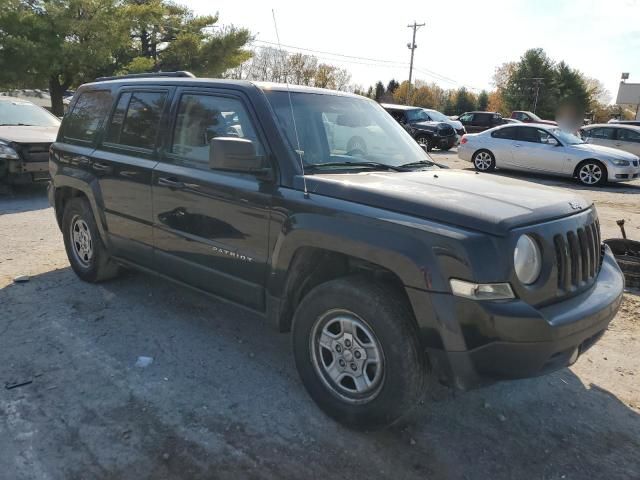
1;267;638;479
0;183;50;215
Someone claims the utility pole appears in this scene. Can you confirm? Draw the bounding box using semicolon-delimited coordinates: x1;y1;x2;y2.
406;21;425;105
527;77;544;114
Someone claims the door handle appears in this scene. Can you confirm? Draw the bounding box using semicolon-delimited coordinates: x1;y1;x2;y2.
514;144;521;147
92;161;112;173
158;177;185;189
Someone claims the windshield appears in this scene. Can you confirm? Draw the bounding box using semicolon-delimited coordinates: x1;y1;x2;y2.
405;108;430;123
527;111;542;122
264;90;435;170
550;128;584;145
424;109;449;122
0;99;60;127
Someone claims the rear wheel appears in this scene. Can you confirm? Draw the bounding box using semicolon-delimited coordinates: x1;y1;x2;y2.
415;134;432;152
62;197;120;282
576;160;607;186
292;276;426;430
473;150;495;171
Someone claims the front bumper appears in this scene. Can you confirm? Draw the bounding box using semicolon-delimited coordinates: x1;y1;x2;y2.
607;163;640;182
435;135;457;150
411;246;624;390
0;157;50;183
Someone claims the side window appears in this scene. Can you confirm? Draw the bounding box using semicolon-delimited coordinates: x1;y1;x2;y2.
63;90;112;143
476;113;491;126
105;91;167;150
517;127;542;143
459;113;473;123
589;128;615;140
171;93;264;168
538;128;554;144
513;112;524;121
618;128;640;143
491;127;518;140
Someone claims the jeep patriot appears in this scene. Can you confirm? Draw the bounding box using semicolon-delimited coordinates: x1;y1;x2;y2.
49;72;624;429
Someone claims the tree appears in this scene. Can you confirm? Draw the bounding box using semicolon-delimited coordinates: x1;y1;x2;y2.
454;87;476;114
503;48;557;119
374;81;385;102
553;61;590;125
0;0;131;115
477;90;489;110
487;90;508;116
386;79;400;94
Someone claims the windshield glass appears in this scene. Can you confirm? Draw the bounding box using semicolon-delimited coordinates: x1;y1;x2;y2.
424;109;449;122
550;128;584;145
0;99;60;127
405;108;430;123
264;90;435;169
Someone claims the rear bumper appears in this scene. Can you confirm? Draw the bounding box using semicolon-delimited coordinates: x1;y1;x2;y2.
412;246;624;390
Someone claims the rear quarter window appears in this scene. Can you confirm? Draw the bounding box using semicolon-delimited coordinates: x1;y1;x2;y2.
63;90;113;143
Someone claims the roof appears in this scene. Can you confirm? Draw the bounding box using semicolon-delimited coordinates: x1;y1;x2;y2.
87;76;360;98
584;123;640;130
380;103;422;111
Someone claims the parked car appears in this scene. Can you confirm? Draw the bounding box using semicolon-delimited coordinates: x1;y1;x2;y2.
457;111;505;133
0;96;60;184
381;103;457;151
458;123;640;186
580;124;640;157
607;119;640;127
420;108;465;140
502;118;522;124
50;73;624;429
510;110;557;125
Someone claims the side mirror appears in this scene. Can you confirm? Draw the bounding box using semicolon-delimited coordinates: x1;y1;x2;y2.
209;137;263;173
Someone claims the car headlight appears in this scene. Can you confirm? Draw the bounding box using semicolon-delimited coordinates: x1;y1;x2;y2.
0;142;19;160
611;159;630;166
514;234;542;285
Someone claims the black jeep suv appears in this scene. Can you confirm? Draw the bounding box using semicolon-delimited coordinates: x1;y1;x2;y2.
49;73;624;429
382;104;457;151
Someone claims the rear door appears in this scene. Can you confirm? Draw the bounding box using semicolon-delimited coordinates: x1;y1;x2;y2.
583;126;616;150
473;113;492;132
152;88;274;310
614;127;640;156
91;87;172;267
488;127;519;167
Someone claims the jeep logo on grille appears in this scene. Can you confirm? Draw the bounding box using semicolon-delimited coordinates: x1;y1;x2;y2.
569;201;582;210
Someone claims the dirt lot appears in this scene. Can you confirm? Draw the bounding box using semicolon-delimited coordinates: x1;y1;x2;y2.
1;155;639;480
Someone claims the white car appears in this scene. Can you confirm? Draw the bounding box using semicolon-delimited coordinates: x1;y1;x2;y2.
457;123;640;186
580;123;640;157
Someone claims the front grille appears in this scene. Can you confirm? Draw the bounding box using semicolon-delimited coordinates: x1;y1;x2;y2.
18;143;51;162
456;128;465;136
438;125;455;137
554;219;601;293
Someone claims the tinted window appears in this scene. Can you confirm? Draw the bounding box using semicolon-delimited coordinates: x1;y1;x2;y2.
491;127;519;140
172;94;264;168
588;127;615;140
618;128;640;143
475;113;492;125
458;113;473;123
518;127;543;143
64;90;112;142
109;91;167;150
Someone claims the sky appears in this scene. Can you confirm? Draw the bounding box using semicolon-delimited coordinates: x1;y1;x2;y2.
188;0;640;103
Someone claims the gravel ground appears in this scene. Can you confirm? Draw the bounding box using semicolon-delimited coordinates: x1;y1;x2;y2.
1;155;639;480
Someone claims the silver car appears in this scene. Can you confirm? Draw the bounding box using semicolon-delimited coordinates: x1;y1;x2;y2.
580;123;640;157
457;123;640;186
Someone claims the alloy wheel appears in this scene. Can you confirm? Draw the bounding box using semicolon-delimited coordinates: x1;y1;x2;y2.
474;151;493;170
579;163;602;185
70;215;94;267
310;310;385;404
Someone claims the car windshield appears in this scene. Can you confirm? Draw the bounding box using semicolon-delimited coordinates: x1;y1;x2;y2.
264;90;436;170
0;99;60;127
405;108;430;123
425;109;448;122
526;111;542;122
549;128;585;145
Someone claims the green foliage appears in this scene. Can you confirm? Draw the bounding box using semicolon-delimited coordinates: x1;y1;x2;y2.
477;90;489;111
386;79;399;94
374;81;385;102
454;87;476;114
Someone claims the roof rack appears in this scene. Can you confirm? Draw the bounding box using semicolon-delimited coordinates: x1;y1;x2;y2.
95;71;196;82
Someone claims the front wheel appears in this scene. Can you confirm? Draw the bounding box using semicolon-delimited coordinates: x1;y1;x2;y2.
292;276;426;430
576;160;607;186
472;150;496;171
415;134;432;152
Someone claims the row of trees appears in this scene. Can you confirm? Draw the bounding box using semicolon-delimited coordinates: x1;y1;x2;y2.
224;47;351;91
0;0;252;114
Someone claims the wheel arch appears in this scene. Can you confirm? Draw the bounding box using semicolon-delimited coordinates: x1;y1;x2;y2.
573;158;608;179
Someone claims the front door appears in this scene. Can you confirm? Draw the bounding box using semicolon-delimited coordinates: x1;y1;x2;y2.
152;89;274;310
511;127;569;174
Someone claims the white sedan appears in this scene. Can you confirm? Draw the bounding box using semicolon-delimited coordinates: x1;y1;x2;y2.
457;123;640;186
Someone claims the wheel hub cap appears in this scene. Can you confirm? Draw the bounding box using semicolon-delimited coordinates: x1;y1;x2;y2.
311;311;384;403
71;216;93;267
580;164;601;184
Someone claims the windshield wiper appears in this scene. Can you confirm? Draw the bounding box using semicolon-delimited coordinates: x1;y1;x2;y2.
306;161;408;172
398;160;438;169
0;123;36;126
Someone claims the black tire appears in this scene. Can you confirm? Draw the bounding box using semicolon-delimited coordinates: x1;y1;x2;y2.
62;196;119;283
472;149;496;171
292;276;426;430
415;134;432;152
575;160;607;187
439;146;451;152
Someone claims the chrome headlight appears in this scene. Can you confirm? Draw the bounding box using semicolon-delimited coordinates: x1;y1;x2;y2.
0;142;19;160
514;234;542;285
610;159;630;166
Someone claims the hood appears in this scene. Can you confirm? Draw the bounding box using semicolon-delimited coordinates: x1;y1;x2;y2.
0;125;59;144
446;119;464;130
410;120;443;130
573;143;639;160
305;169;591;236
